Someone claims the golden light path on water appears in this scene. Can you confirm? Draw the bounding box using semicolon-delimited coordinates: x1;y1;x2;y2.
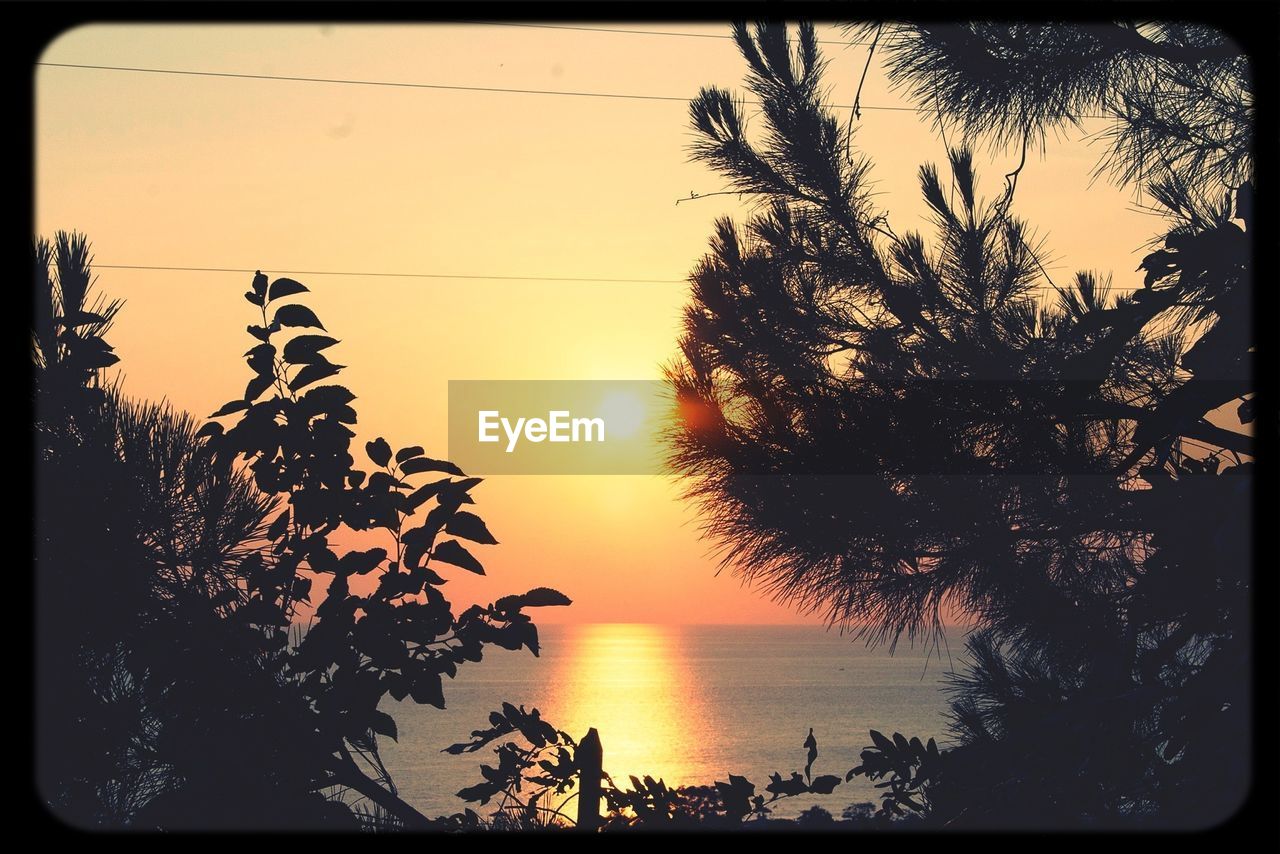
545;623;712;789
377;622;954;820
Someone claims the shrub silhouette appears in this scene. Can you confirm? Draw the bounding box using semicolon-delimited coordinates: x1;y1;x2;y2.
446;709;851;829
198;270;571;827
34;236;571;829
34;234;341;827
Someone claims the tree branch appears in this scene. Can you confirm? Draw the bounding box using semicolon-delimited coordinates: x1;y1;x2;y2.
333;744;435;830
1110;24;1239;65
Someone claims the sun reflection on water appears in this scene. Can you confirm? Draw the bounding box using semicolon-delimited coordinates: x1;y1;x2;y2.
545;623;710;787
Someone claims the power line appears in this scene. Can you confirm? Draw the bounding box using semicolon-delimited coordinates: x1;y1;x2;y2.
94;264;685;284
36;62;1113;120
38;62;693;104
461;21;874;46
96;263;1142;292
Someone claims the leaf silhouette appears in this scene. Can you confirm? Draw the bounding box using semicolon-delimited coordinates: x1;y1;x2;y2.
299;384;357;423
409;671;446;708
267;509;290;541
245;343;275;375
804;727;818;781
493;587;573;615
456;782;500;805
64;310;107;329
300;384;356;409
400;456;465;477
396;445;425;463
288;359;343;391
244;372;274;403
403;477;450;512
339;548;387;575
282;334;339;364
765;771;809;799
272;304;326;330
444;511;498;544
210;399;250;418
369;709;398;742
808;774;841;795
267;277;309;302
366;438;392;467
433;539;485;575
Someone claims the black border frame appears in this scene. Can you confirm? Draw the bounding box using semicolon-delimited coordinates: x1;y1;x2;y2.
15;1;1277;839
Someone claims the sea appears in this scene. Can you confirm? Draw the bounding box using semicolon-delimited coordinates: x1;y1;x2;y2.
376;623;962;821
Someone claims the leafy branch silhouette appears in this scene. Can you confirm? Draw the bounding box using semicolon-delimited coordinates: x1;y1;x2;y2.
444;711;889;829
198;272;573;825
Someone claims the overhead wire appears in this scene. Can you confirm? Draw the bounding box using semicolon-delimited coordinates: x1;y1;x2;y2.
94;263;1143;292
35;62;1114;120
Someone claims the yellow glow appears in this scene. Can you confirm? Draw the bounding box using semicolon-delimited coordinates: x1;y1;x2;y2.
599;390;647;440
547;624;707;786
35;23;1161;625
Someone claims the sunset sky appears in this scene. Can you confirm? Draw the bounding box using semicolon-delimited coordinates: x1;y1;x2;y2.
36;22;1160;625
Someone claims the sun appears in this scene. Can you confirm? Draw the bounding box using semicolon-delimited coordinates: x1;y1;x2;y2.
598;389;648;440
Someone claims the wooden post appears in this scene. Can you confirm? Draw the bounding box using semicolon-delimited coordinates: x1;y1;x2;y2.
576;727;603;831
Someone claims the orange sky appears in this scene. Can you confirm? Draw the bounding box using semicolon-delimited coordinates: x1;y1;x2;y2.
35;23;1162;625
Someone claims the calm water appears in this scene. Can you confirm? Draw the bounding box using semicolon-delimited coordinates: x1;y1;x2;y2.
377;623;960;821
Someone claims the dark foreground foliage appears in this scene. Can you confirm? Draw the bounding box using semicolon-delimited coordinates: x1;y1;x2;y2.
666;22;1253;829
438;706;919;831
35;238;569;829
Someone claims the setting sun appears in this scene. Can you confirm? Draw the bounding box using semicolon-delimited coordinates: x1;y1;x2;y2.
597;390;648;440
